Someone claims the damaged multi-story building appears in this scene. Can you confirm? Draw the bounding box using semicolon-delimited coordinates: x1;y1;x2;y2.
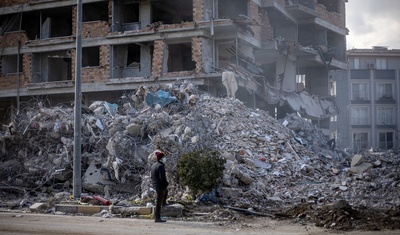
331;46;400;151
0;0;348;136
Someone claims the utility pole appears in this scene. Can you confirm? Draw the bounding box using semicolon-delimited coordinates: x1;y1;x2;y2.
73;0;82;200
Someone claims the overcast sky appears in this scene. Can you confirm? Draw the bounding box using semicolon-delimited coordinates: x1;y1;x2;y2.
346;0;400;49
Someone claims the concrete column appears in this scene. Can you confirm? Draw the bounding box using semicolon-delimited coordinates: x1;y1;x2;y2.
370;69;376;148
140;46;152;76
140;1;151;29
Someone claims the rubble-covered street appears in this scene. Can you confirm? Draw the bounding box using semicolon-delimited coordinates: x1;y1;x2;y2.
1;83;399;231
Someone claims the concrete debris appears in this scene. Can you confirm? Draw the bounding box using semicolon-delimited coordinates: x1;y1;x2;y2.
265;82;339;120
282;91;339;119
0;82;399;231
351;154;364;167
29;203;47;213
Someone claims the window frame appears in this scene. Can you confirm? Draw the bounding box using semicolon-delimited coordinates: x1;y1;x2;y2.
351;82;368;100
376;82;393;100
351;106;369;125
376;58;387;69
353;132;368;150
378;132;394;149
353;57;360;69
377;106;395;125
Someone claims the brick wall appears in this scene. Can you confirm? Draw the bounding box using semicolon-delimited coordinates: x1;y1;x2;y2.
152;40;165;79
0;0;26;7
261;12;274;40
0;74;18;89
0;53;30;90
0;32;28;48
71;45;110;83
72;5;77;36
82;21;109;38
108;0;113;26
193;0;204;22
249;1;263;42
192;37;203;75
315;2;345;27
70;5;110;83
73;6;110;38
22;53;31;85
158;22;196;30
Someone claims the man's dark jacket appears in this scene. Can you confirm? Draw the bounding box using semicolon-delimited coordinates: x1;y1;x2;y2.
151;161;169;191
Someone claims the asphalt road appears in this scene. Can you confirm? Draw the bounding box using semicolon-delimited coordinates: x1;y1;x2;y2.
0;212;399;235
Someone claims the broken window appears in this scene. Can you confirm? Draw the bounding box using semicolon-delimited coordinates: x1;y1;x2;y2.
20;6;72;40
152;0;193;24
0;14;21;33
167;43;195;72
317;0;339;13
376;83;393;100
48;57;72;82
1;55;22;75
112;0;140;32
351;83;368;100
296;74;306;91
353;132;368;150
31;51;71;83
122;1;140;23
112;44;141;78
82;47;100;67
330;81;336;96
378;132;394;149
218;0;248;19
83;2;109;22
377;107;394;125
351;107;369;125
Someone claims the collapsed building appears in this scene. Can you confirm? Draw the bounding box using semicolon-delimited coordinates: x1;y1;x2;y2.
0;84;399;231
0;0;348;136
2;1;400;230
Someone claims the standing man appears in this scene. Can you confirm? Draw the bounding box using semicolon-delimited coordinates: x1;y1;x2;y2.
151;151;169;222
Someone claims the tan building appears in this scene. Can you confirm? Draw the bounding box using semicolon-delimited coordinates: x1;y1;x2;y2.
0;0;348;134
331;46;400;151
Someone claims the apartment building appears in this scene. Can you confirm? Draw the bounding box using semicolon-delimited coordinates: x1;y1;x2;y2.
331;46;400;151
0;0;348;133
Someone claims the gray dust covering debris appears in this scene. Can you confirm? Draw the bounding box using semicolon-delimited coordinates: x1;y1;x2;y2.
0;82;399;231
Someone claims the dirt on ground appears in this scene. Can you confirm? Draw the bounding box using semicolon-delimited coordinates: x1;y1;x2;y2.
1;211;400;235
179;201;400;232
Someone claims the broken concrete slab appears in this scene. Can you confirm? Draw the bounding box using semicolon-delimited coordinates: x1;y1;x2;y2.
351;154;364;167
161;204;184;217
349;163;373;174
29;203;47;213
117;206;152;216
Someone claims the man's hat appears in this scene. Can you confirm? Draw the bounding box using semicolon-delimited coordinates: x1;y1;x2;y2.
155;151;165;160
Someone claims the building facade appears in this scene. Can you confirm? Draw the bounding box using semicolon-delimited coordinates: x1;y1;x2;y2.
332;46;400;151
0;0;348;134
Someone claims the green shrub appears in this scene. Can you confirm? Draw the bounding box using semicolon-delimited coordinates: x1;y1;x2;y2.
177;150;226;196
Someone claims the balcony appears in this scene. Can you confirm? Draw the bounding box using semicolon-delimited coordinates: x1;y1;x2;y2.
294;45;347;69
351;70;370;79
376;95;395;104
351;99;370;105
285;0;318;19
375;70;396;80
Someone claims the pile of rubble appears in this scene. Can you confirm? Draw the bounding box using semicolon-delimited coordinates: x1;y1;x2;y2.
0;82;399;230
